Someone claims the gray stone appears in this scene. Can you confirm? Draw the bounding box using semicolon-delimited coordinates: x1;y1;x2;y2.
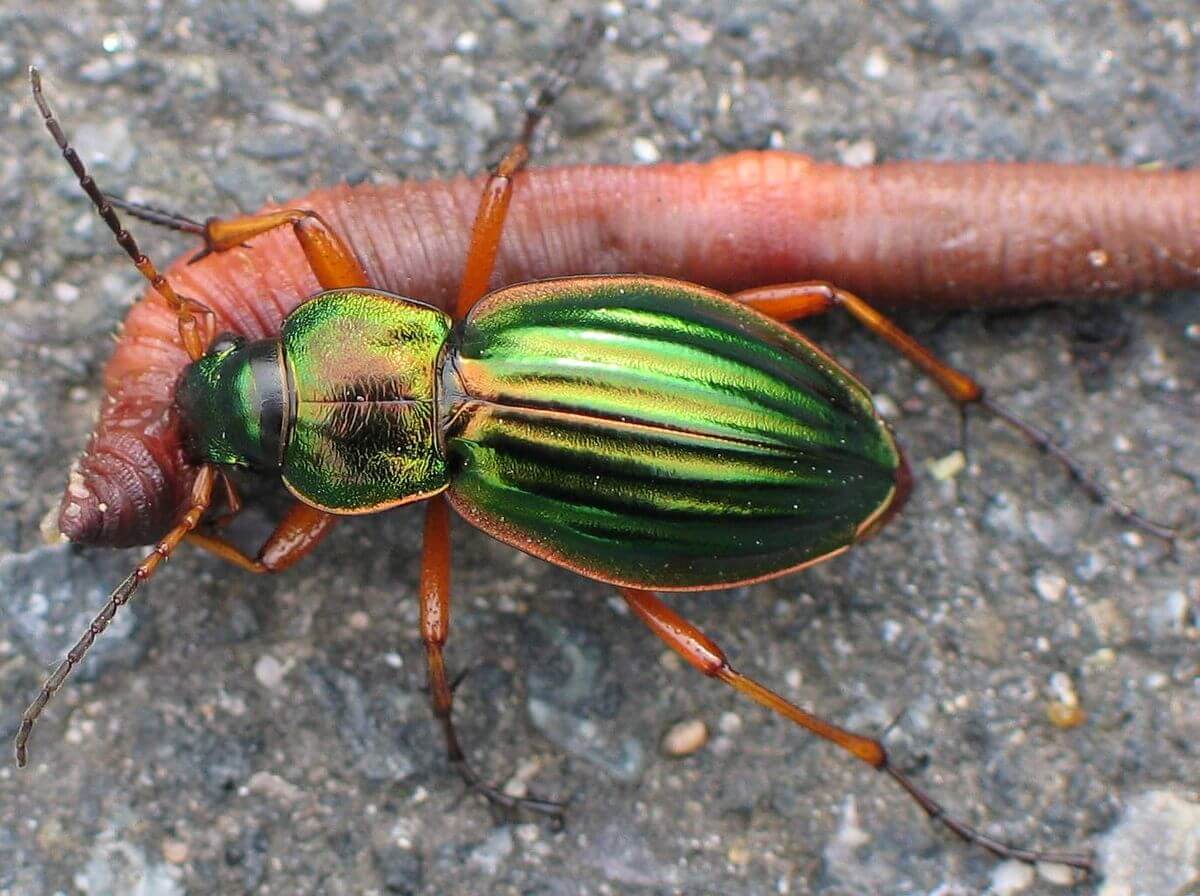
1098;790;1200;896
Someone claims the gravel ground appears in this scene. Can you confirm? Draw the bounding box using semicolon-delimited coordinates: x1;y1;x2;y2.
0;2;1197;895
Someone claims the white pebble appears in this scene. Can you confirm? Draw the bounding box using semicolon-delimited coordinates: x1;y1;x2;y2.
253;654;287;690
872;393;900;419
631;136;661;163
1048;671;1079;707
990;859;1035;895
53;281;80;304
838;139;877;167
661;718;708;757
927;450;966;481
718;711;743;735
454;31;479;54
1036;860;1079;886
1034;570;1068;603
863;48;889;80
287;0;327;14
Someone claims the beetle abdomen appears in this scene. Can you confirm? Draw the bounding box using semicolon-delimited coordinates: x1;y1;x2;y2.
446;276;903;590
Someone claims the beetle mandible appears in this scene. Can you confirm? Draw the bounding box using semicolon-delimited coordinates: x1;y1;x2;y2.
16;18;1190;877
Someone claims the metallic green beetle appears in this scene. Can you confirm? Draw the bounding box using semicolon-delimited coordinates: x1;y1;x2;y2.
177;276;906;590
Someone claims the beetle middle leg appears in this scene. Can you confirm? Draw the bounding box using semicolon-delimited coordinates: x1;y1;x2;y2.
419;496;565;818
454;12;604;319
618;586;1094;873
733;281;1178;539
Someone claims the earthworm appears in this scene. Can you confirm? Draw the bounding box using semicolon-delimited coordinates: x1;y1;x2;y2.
58;150;1200;547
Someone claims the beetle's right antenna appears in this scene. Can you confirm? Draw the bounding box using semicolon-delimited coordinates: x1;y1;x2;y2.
15;466;219;767
29;67;213;361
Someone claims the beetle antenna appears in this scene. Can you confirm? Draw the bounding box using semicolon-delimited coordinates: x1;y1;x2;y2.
29;67;213;361
516;12;605;147
14;466;218;768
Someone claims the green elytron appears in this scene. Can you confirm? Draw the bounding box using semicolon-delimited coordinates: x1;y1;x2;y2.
178;276;905;590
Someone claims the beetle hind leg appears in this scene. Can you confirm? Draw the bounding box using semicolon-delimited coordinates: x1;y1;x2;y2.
733;280;1181;541
618;586;1095;873
420;497;566;820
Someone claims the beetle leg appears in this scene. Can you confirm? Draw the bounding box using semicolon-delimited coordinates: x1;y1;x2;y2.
15;466;219;767
419;496;565;819
618;586;1094;873
186;501;337;574
733;281;1178;540
454;14;603;320
107;197;370;291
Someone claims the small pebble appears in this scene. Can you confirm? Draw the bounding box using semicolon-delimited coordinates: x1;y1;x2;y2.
838;139;877;167
1037;861;1079;886
718;711;742;735
1048;671;1079;707
53;282;80;304
253;654;287;690
863;47;889;80
631;136;661;163
872;393;900;419
927;450;966;481
161;838;189;865
661;718;708;757
1046;702;1087;729
990;859;1035;895
728;843;751;866
454;31;479;54
287;0;327;14
1034;570;1068;603
0;275;15;303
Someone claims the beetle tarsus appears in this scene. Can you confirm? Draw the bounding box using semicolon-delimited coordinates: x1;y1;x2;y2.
452;756;567;821
979;397;1181;542
881;764;1094;872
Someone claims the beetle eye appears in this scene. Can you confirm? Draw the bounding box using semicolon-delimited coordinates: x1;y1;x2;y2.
210;333;244;355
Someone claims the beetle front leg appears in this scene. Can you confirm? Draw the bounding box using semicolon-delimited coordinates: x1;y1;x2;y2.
618;586;1094;873
419;496;564;819
186;499;337;573
733;281;1178;540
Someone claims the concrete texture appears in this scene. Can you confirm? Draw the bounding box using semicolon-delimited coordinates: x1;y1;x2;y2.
0;2;1197;894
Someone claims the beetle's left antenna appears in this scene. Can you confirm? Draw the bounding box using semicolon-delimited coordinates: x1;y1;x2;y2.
28;67;213;361
15;466;219;767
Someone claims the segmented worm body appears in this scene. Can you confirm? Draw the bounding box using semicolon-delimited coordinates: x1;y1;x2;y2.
61;151;1200;547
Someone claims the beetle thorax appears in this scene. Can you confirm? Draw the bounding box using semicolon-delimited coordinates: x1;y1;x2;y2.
178;289;454;514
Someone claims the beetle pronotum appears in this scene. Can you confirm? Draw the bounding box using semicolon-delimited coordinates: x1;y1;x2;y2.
17;16;1194;878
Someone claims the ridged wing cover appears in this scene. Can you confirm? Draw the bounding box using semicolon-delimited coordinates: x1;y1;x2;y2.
281;289;452;512
446;276;903;590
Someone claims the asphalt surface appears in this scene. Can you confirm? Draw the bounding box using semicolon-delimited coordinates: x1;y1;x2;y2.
0;2;1197;895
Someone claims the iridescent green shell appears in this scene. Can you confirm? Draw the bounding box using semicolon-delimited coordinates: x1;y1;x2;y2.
280;289;452;512
444;276;904;590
